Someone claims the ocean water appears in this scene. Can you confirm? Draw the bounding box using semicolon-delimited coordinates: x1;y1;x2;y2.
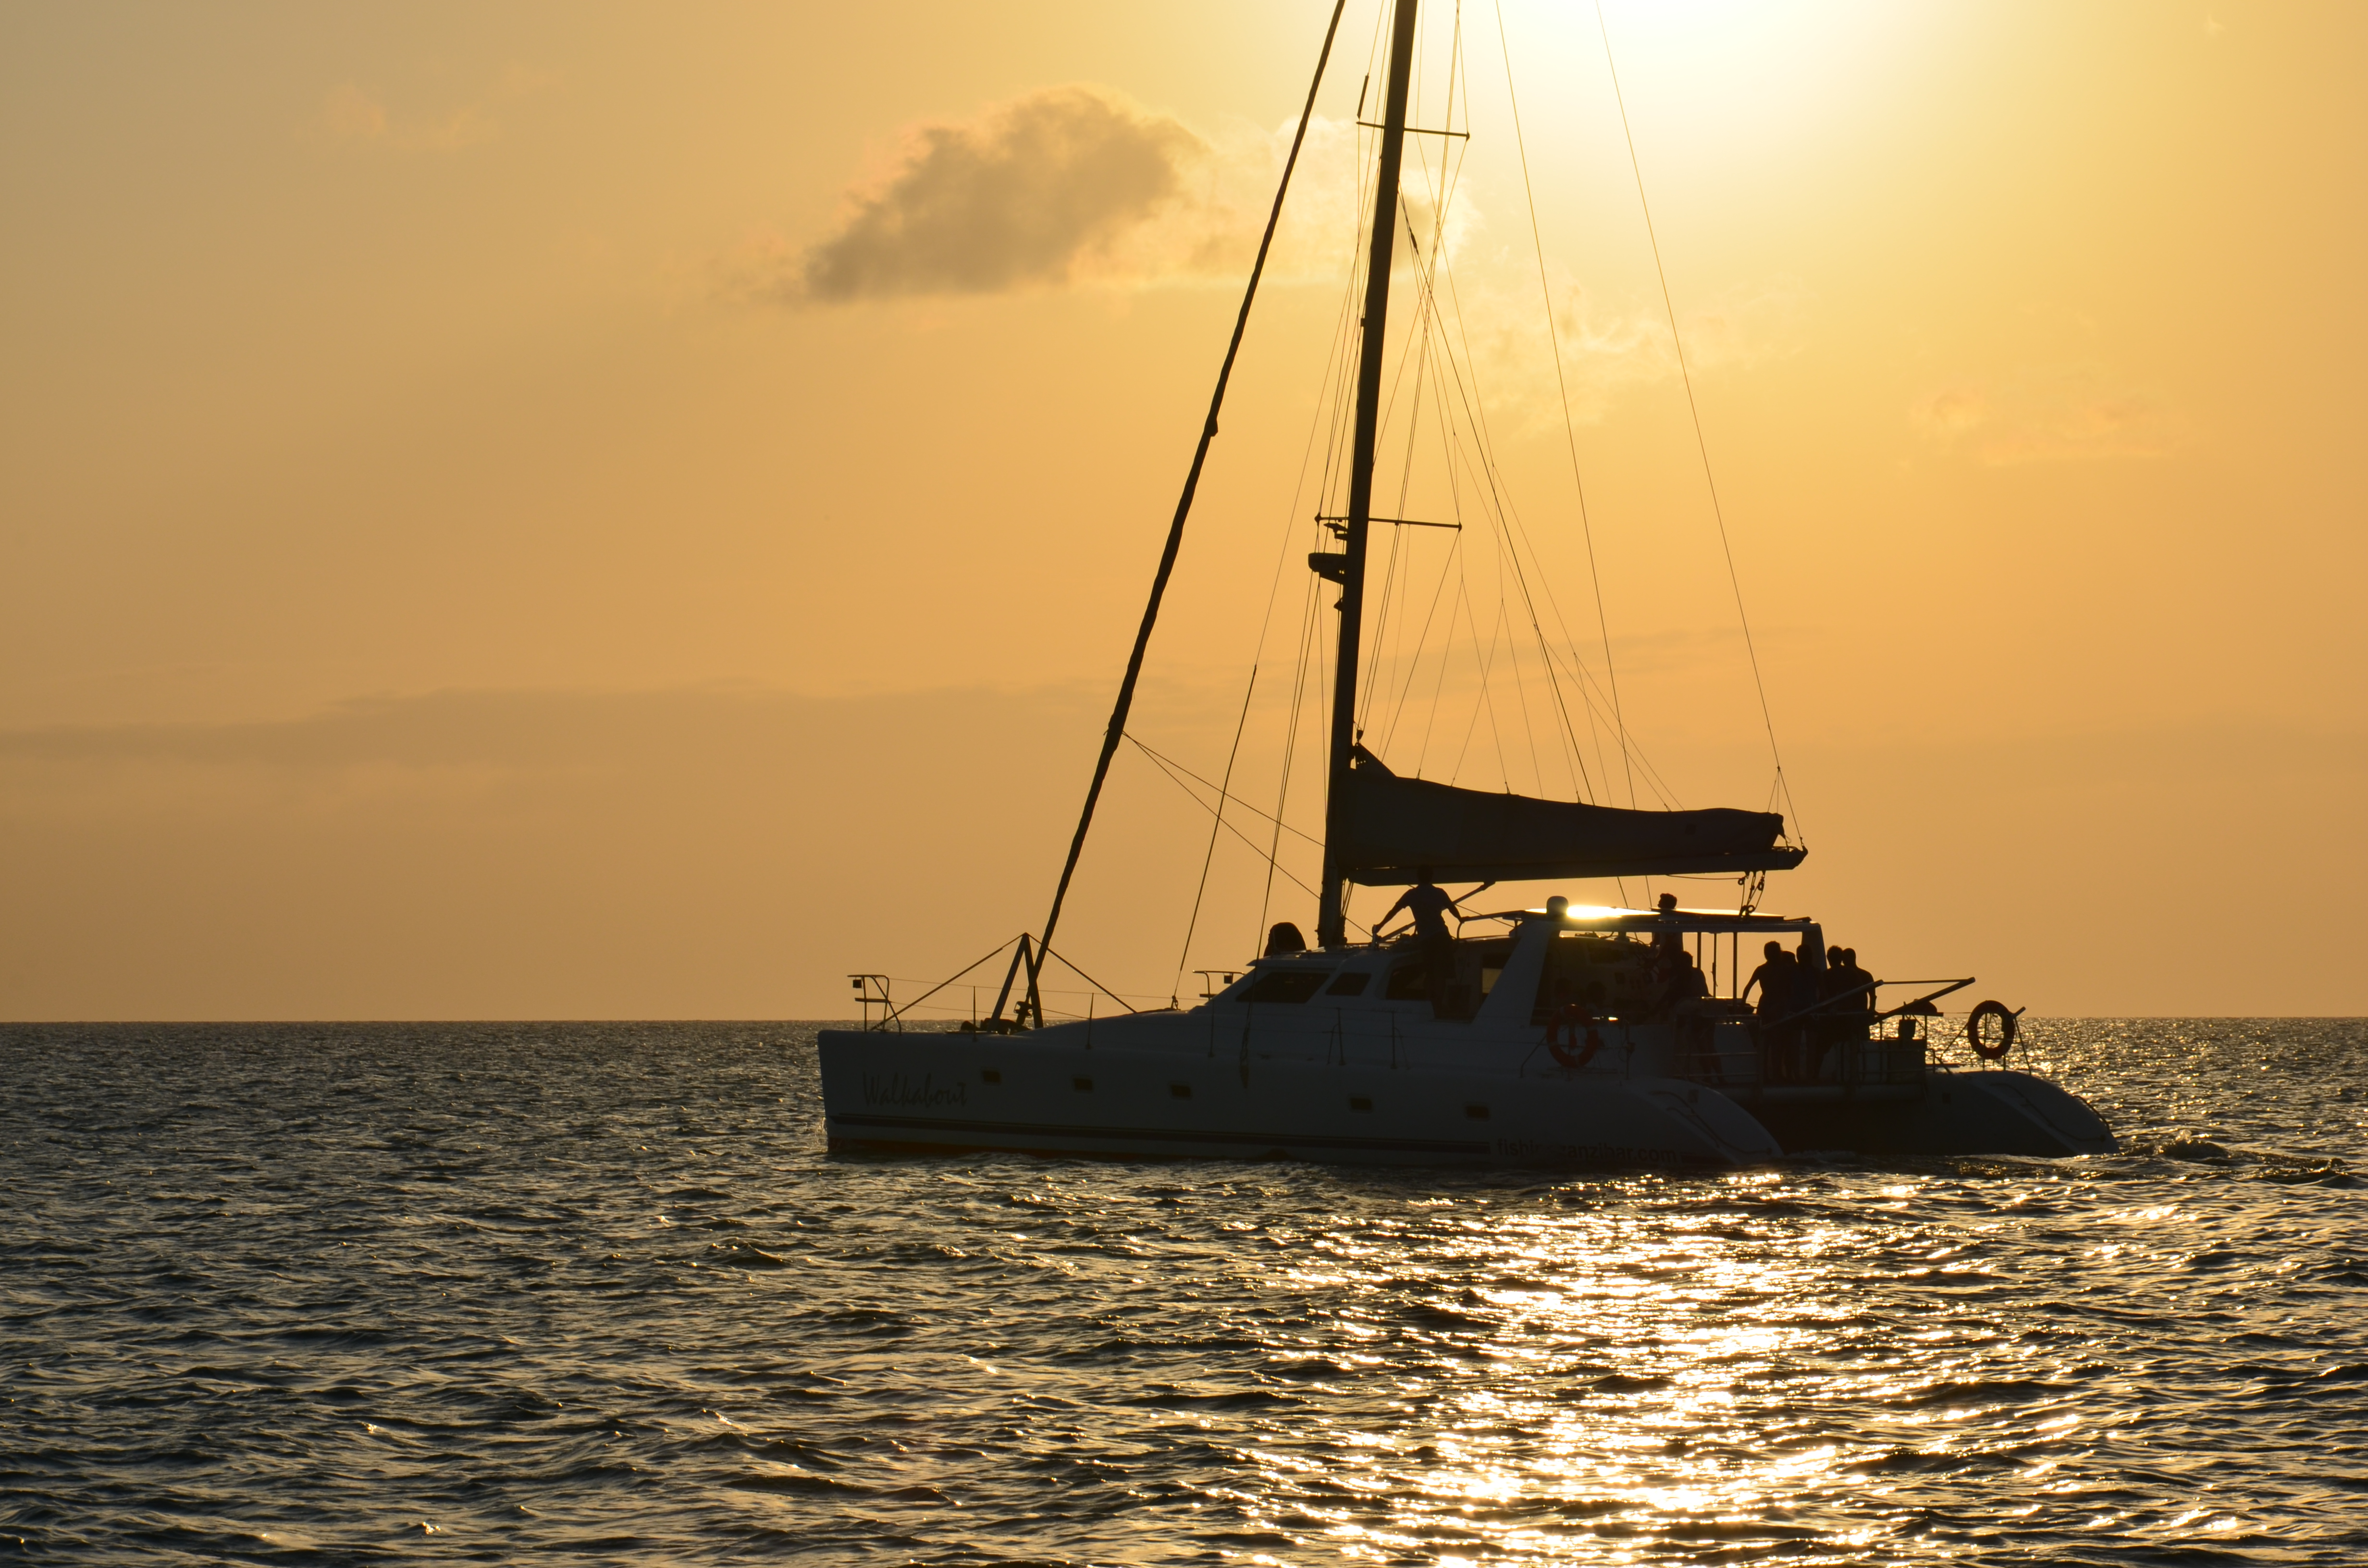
2;1020;2363;1566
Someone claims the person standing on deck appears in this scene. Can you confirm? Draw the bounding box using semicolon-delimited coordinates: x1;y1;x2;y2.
1742;941;1802;1079
1380;875;1463;1014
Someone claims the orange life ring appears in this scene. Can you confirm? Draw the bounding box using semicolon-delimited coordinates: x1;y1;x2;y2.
1547;1003;1603;1070
1968;999;2018;1061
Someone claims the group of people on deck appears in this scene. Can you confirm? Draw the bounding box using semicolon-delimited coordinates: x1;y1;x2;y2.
1744;937;1877;1079
1363;881;1881;1077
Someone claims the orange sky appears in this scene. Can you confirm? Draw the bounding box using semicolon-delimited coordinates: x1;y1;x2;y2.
3;1;2362;1019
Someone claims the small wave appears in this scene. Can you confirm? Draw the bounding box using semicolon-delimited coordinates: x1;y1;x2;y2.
1903;1377;2063;1408
731;1470;870;1497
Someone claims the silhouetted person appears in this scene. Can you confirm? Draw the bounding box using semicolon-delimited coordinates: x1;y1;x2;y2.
1381;875;1462;1015
1836;946;1876;1040
1741;940;1789;1012
1651;891;1683;957
1743;941;1802;1078
1265;921;1308;957
1653;948;1710;1017
1846;949;1877;1016
1810;942;1864;1076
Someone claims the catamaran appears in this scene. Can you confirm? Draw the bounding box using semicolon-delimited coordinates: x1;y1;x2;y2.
817;0;2113;1167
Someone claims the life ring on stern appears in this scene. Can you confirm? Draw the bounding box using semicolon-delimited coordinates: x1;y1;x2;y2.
1547;1003;1604;1070
1967;1000;2019;1061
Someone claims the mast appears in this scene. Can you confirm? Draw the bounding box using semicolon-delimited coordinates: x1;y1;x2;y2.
1317;0;1421;950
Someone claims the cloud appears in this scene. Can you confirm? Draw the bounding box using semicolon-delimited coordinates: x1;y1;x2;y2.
728;80;1792;429
761;87;1205;303
1911;365;2179;465
733;86;1407;306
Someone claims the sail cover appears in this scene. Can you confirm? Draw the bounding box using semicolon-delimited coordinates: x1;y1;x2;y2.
1336;747;1805;886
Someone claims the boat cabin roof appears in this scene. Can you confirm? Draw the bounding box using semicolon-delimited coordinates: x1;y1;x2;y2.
1491;905;1818;935
1233;906;1820;971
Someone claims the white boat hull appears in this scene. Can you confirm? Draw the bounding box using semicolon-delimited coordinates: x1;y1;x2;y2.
818;1023;1782;1169
816;921;2115;1168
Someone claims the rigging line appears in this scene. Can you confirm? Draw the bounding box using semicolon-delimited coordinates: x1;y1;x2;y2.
1433;306;1616;805
1231;125;1371;894
1134;741;1335;911
1360;99;1471;560
1593;0;1798;838
1536;638;1685;807
1315;115;1377;525
1420;239;1591;815
1034;940;1144;1015
1403;219;1601;807
883;935;1023;1026
1416;176;1629;810
1128;732;1323;849
1219;196;1366;989
1480;599;1515;791
1376;411;1462;760
1413;558;1467;771
1168;666;1259;1007
1442;328;1600;818
1494;0;1637;818
1444;556;1491;781
1027;0;1350;991
1371;108;1470;752
1259;568;1323;949
1201;19;1372;827
1260;168;1368;685
1448;574;1510;787
1487;457;1563;805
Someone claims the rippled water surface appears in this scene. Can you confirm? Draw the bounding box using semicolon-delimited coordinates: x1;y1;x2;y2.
4;1020;2365;1565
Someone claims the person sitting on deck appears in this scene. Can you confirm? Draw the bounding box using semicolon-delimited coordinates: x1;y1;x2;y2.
1650;892;1684;957
1265;921;1308;957
1651;948;1710;1018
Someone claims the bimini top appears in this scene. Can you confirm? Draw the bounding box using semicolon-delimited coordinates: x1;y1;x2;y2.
1336;747;1806;887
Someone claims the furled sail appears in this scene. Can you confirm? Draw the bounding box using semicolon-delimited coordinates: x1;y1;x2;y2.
1335;747;1805;886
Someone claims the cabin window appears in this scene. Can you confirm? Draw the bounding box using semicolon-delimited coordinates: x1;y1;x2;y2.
1073;1077;1093;1092
1243;968;1329;1004
1170;1083;1192;1099
1465;1102;1491;1120
1349;1095;1373;1112
981;1069;1001;1085
1385;961;1431;1001
1325;971;1371;997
